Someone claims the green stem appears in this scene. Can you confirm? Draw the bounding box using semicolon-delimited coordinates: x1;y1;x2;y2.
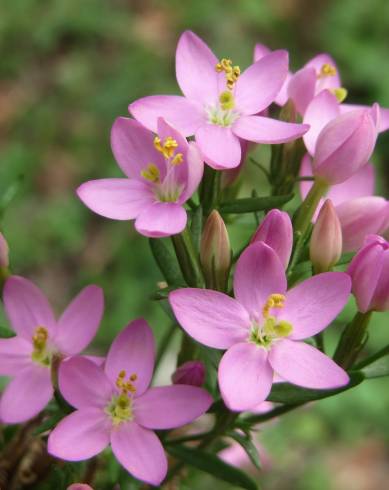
200;166;220;217
171;228;204;288
333;311;373;369
293;178;328;238
241;402;303;426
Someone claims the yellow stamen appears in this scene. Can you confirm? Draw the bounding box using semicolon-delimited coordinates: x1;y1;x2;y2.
262;294;286;319
216;58;240;90
318;63;337;78
219;91;235;110
141;163;160;183
32;326;48;352
331;87;348;103
171;153;184;166
115;370;137;394
154;136;179;159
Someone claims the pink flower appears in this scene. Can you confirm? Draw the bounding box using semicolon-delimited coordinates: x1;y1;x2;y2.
250;209;293;268
77;117;203;238
67;485;94;490
130;31;309;170
0;276;103;424
172;360;205;387
300;158;389;252
169;242;350;411
348;235;389;313
48;320;212;486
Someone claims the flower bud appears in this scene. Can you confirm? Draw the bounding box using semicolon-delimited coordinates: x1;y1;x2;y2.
251;209;293;268
67;485;94;490
200;210;231;291
310;200;342;273
348;235;389;312
172;361;205;387
0;232;9;269
313;108;377;185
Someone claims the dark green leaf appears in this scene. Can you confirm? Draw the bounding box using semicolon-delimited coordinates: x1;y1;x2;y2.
220;194;294;214
267;371;364;404
190;205;203;253
361;355;389;378
354;344;389;369
33;412;64;435
0;325;15;338
227;431;261;470
167;445;258;490
149;238;184;286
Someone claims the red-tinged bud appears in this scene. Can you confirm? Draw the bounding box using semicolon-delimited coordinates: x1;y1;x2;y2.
310;200;342;273
172;361;205;387
200;210;231;291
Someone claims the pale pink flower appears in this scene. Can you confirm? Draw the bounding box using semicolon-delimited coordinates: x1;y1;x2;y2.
48;320;212;486
78;117;203;238
169;242;350;411
130;31;308;170
0;276;103;424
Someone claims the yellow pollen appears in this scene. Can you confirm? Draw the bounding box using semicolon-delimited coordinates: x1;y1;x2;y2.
171;153;184;166
115;370;137;395
330;87;348;103
141;163;160;183
318;63;337;78
216;58;240;90
262;294;286;319
32;326;48;351
154;136;179;159
219;91;235;110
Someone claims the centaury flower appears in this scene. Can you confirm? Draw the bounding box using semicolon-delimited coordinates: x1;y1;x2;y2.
130;31;308;170
0;276;103;423
48;320;212;486
77;117;203;237
170;242;350;411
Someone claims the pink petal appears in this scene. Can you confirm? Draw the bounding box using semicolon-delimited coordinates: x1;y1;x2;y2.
218;343;273;411
111;422;167;486
178;142;204;203
235;50;289;115
340;103;389;133
175;30;219;104
370;248;389;311
3;276;56;340
253;43;271;60
48;408;111;461
287;67;317;115
281;272;351;340
233;242;287;319
169;288;249;349
0;365;53;423
77;178;154;221
233;115;309;144
303;91;340;155
54;285;103;355
269;339;349;389
327;163;375;205
195;125;241;169
305;53;341;90
0;337;33;376
130;95;203;136
58;356;114;409
135;202;187;238
111;117;165;179
105;319;155;396
134;385;212;429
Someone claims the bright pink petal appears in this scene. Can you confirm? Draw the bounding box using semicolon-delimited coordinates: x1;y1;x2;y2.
3;276;56;340
370;248;389;311
281;272;351;340
340;103;389;132
0;365;53;423
169;288;250;349
134;385;212;429
269;339;349;389
253;43;271;60
178;142;204;203
105;319;155;396
54;285;103;355
111;422;167;485
303;91;340;155
48;408;111;461
233;115;309;144
327;163;375;205
235;50;288;115
111;117;165;179
77;178;154;221
176;30;219;104
0;337;32;376
195;125;241;169
135;202;187;238
233;242;287;319
219;343;273;411
130;95;203;136
58;356;114;409
287;67;317;115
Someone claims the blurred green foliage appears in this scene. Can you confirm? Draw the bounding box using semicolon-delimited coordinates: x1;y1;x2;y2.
0;0;388;488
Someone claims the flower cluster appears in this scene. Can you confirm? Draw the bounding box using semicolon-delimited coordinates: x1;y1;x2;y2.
0;30;388;488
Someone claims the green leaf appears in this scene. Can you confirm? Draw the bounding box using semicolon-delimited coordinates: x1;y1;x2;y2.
227;431;261;470
190;205;203;253
0;325;15;338
149;238;183;286
167;445;258;490
33;412;64;435
361;355;389;378
219;194;294;214
354;344;389;369
267;371;364;404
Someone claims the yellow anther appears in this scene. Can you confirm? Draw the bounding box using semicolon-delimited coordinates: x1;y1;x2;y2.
130;373;138;381
216;58;240;90
116;370;137;395
141;163;160;183
331;87;348;103
219;91;235;110
319;63;337;78
154;135;179;159
171;153;184;166
262;294;286;319
32;326;48;351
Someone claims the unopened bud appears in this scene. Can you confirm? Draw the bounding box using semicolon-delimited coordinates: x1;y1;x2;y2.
200;210;231;291
172;360;205;387
310;199;342;273
67;485;94;490
0;232;9;269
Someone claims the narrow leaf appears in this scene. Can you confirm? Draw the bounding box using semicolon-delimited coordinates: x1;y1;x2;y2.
167;445;258;490
227;431;261;470
190;205;203;253
361;355;389;378
220;194;293;214
149;238;183;286
0;325;15;338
